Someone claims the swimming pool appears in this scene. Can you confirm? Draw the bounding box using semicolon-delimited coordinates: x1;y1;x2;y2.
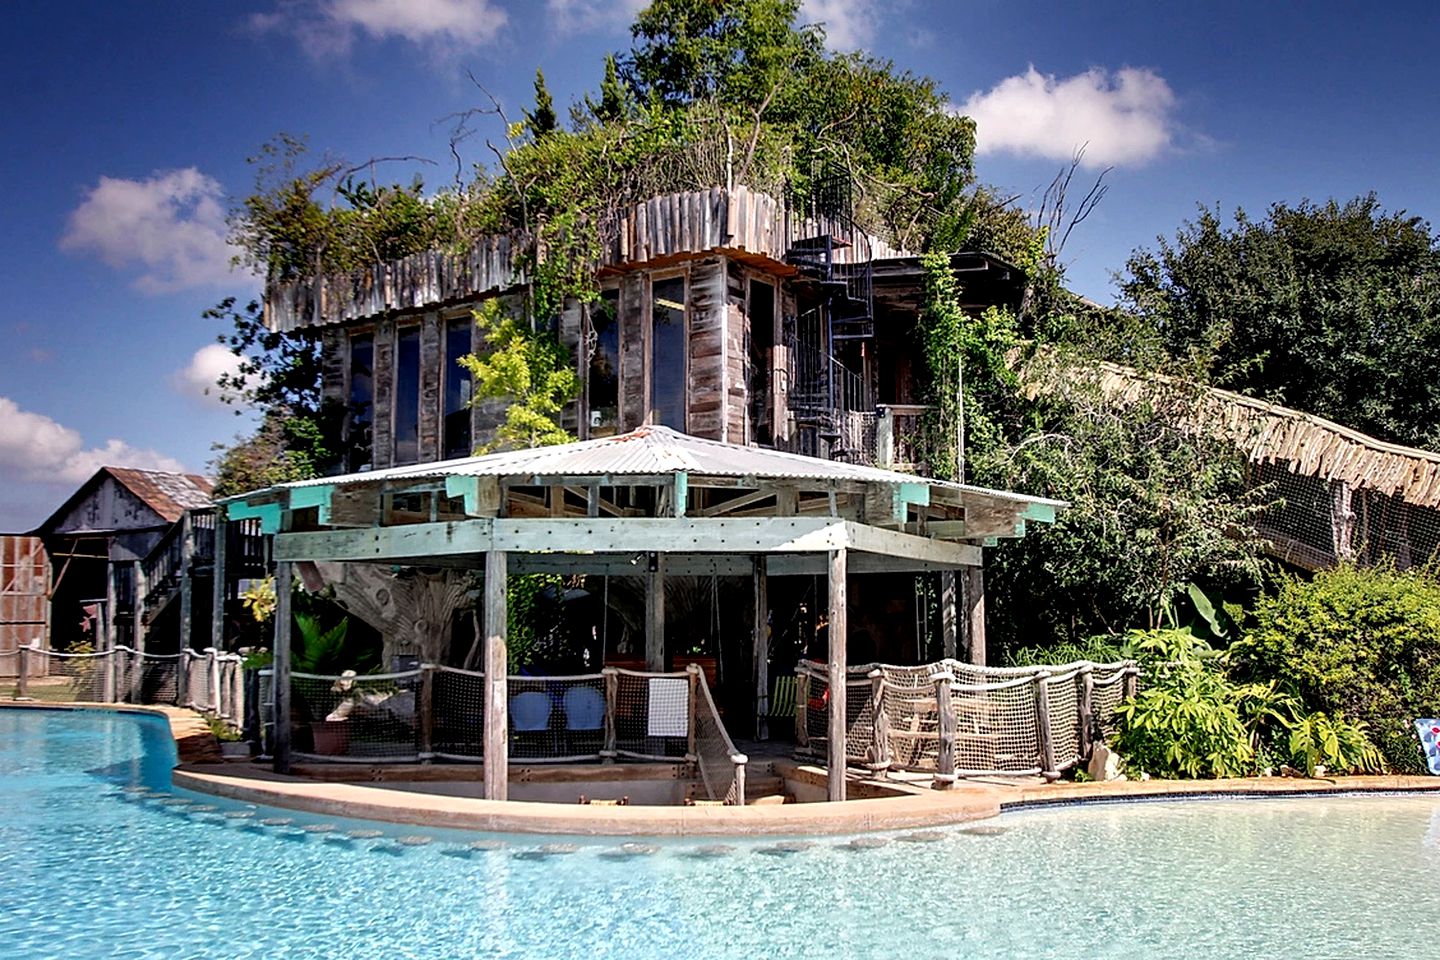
3;708;1438;959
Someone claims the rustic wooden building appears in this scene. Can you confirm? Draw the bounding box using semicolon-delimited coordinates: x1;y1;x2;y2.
265;185;1023;476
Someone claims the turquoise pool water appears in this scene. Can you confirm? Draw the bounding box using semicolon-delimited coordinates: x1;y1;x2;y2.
3;708;1439;959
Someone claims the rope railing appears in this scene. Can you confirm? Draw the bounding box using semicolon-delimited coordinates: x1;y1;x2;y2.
258;664;748;796
688;663;747;805
796;657;1139;781
3;644;246;726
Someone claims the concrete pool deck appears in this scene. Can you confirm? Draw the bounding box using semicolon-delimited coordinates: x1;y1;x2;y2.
9;701;1440;836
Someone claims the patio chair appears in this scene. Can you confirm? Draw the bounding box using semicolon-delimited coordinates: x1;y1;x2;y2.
563;686;605;754
511;691;552;729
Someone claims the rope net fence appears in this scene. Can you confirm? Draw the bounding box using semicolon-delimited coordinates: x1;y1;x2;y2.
257;664;747;801
1;646;246;726
796;658;1138;779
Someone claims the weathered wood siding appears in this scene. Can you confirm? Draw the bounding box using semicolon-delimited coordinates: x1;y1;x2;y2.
321;328;346;410
372;320;395;468
418;312;442;462
51;478;165;535
724;260;749;443
687;259;726;440
618;272;647;431
265;186;909;332
0;536;47;674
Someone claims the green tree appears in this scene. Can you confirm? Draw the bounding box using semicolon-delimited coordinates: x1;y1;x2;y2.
460;301;579;452
526;69;558;138
1118;195;1440;449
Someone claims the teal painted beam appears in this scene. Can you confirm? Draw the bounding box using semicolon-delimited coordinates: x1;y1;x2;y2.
674;472;688;518
445;476;482;516
228;500;283;535
1020;502;1058;524
289;485;334;525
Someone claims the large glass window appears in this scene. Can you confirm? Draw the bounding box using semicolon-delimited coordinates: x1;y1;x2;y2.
347;333;374;471
394;326;421;464
443;318;473;459
588;289;620;436
748;279;776;444
650;276;686;428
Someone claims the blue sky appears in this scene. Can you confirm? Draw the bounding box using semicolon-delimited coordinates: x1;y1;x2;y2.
3;0;1438;530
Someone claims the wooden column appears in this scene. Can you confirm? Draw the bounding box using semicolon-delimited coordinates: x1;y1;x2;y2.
827;547;848;802
483;550;509;801
1034;674;1058;780
210;513;227;652
176;514;195;707
934;669;956;788
752;556;770;740
645;553;665;671
102;559;117;703
939;570;958;660
131;561;147;703
272;560;293;774
964;564;986;666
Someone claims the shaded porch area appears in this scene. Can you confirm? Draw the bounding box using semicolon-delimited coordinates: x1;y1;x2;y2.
223;426;1063;802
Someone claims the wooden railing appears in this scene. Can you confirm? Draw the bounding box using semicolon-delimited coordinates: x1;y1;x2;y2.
874;404;930;472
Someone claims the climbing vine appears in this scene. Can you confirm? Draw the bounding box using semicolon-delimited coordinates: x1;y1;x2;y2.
459;300;579;453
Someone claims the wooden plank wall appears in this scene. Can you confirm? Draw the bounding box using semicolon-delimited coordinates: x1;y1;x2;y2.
418;315;442;460
371;320;395;468
559;299;584;436
0;536;48;674
724;259;750;443
618;272;647;431
265;186;910;332
687;258;727;440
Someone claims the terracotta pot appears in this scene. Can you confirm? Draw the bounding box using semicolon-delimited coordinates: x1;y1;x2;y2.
310;719;350;755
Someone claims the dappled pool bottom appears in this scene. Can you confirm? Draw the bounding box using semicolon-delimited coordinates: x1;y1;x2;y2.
3;710;1439;960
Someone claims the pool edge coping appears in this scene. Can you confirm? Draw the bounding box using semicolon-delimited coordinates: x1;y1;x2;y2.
7;701;1440;836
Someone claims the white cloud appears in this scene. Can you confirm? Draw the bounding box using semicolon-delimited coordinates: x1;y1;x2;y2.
172;344;244;406
0;396;188;487
545;0;646;35
256;0;507;55
960;66;1178;168
800;0;884;51
60;168;244;293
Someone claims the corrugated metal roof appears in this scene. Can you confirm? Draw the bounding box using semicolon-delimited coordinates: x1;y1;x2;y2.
108;468;214;522
273;426;1064;509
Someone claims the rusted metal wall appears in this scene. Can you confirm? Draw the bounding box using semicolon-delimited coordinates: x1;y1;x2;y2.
1;536;48;674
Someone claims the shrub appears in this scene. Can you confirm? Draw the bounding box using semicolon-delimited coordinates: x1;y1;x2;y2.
1236;564;1440;773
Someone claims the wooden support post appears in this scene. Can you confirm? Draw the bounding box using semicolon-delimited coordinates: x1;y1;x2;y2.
102;562;117;703
483;550;509;801
868;668;889;776
272;560;293;774
16;645;29;699
795;669;809;749
686;663;700;762
131;561;147;703
178;512;195;652
933;669;956;788
1078;667;1096;760
940;570;958;661
827;547;848;802
752;557;770;740
1034;674;1057;780
645;553;665;671
210;513;228;652
419;665;434;761
1122;667;1139;701
209;648;222;714
964;564;986;666
601;667;618;761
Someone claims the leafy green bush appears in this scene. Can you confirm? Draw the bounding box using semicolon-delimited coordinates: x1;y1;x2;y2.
1112;629;1256;778
1236;564;1440;773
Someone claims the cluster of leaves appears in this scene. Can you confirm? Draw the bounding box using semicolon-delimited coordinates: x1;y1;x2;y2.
1117;195;1440;450
1233;564;1440;772
1112;628;1382;779
461;300;579;452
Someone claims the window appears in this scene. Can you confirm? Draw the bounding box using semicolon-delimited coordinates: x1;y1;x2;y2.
394;326;421;464
748;279;776;444
347;333;374;471
588;288;620;436
650;276;686;428
443;318;473;459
